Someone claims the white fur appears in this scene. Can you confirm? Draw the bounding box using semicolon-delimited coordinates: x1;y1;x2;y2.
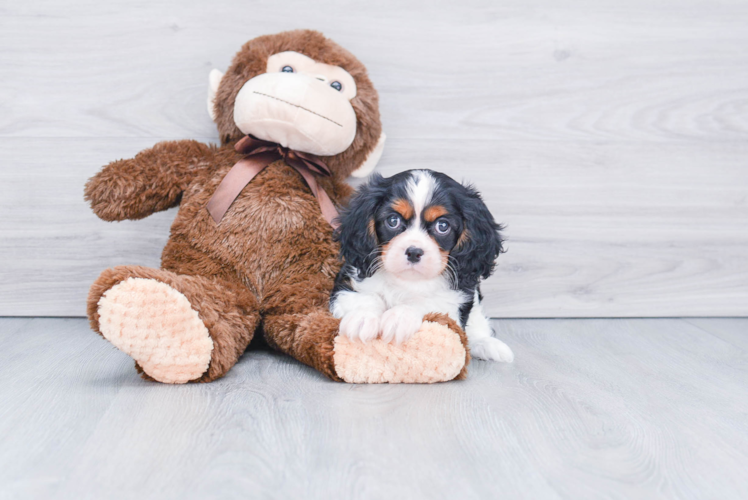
465;291;514;362
407;170;435;219
379;305;423;344
349;272;465;320
332;271;466;344
333;278;513;361
382;171;444;280
339;309;381;343
382;228;444;280
332;291;386;342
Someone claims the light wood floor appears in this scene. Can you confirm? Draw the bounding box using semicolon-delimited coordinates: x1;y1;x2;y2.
1;317;746;499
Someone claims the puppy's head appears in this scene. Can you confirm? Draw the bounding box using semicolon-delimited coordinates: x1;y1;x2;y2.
336;169;504;285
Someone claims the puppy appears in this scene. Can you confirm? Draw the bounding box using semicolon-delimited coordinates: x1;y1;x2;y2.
330;169;513;362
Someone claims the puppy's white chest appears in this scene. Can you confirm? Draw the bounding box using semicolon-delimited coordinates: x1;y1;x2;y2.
352;273;466;320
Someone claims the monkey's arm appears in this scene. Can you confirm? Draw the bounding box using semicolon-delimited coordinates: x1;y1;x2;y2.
85;140;215;221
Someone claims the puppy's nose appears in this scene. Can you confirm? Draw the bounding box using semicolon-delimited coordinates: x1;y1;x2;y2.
405;246;424;263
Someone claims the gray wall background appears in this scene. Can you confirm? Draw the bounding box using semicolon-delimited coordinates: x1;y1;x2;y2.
1;0;746;317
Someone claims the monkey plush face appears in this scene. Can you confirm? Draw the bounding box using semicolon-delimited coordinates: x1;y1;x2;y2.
208;30;385;178
233;51;358;156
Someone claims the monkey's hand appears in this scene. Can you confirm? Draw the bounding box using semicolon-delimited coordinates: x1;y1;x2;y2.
84;140;215;221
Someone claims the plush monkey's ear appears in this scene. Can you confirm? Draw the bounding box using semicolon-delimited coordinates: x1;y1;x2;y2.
350;132;386;178
207;69;224;121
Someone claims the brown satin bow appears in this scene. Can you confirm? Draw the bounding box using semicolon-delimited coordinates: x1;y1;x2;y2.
206;135;339;227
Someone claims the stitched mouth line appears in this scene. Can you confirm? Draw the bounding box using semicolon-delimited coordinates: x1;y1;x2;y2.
252;91;343;127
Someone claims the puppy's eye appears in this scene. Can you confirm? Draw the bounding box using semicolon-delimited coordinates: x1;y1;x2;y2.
386;214;401;229
435;219;451;235
281;66;294;73
330;81;342;91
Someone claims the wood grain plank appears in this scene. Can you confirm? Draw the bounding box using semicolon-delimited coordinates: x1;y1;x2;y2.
0;318;133;498
1;137;746;317
1;317;747;499
0;1;747;142
683;318;748;351
1;0;747;317
0;138;179;316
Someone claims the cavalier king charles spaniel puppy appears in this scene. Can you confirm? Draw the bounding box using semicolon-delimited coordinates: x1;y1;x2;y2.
330;169;513;362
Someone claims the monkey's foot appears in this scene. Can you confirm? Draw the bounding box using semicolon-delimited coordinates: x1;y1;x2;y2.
332;320;467;384
97;277;214;384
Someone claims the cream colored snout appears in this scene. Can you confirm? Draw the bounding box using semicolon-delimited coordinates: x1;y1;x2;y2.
383;230;445;281
233;72;357;156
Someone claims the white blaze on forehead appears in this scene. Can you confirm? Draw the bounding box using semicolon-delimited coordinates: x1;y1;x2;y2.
381;170;444;280
406;170;435;226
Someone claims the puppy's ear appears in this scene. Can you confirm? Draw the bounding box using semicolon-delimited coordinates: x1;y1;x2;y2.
452;185;504;284
334;174;388;278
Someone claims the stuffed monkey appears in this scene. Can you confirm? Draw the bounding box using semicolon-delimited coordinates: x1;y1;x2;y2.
85;30;469;384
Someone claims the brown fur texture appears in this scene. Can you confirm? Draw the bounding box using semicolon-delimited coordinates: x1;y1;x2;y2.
84;30;469;383
86;152;348;381
213;30;382;179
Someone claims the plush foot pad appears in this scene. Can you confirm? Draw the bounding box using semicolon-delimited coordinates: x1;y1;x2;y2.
333;321;466;384
97;277;214;384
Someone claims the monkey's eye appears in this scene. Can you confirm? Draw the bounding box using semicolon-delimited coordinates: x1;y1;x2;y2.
434;219;451;235
281;66;294;73
330;81;342;91
386;214;402;229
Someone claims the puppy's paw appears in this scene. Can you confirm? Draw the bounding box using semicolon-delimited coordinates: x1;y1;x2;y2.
470;337;514;363
379;305;423;344
339;310;380;343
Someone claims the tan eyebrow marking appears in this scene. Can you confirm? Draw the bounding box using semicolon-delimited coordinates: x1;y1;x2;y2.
391;198;414;220
423;205;448;222
368;218;376;237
